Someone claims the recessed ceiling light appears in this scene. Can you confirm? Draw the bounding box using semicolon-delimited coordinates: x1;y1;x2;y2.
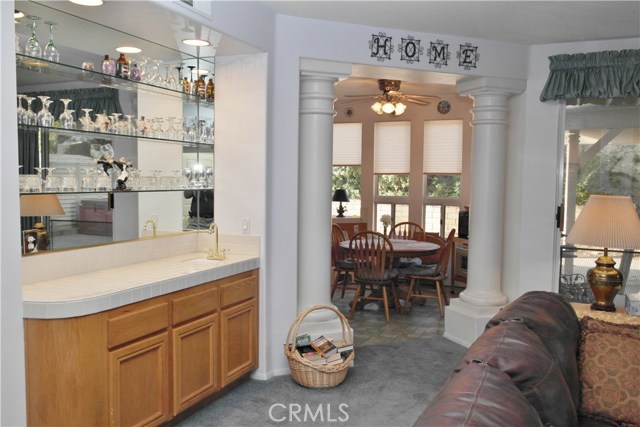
191;69;211;76
182;39;211;47
68;0;103;6
14;10;25;19
116;46;142;54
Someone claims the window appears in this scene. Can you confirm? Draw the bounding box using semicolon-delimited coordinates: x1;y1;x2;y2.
375;122;410;226
423;120;463;236
332;123;362;216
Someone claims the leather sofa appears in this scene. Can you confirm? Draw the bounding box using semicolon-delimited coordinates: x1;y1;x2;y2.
415;291;634;427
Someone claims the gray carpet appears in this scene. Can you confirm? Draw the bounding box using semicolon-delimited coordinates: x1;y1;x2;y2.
176;336;465;427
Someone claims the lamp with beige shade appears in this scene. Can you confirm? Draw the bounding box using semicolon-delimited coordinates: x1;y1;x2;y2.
566;195;640;312
20;194;65;252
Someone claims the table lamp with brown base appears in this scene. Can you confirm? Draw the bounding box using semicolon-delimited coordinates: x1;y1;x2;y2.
566;195;640;312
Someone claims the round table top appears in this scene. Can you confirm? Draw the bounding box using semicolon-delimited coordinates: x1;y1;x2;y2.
339;238;439;254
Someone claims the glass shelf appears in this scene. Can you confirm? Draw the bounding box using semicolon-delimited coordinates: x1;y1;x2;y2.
20;188;213;196
17;124;214;148
16;54;215;109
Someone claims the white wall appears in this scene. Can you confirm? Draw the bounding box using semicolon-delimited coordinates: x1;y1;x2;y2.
215;52;270;377
0;2;27;425
502;37;640;302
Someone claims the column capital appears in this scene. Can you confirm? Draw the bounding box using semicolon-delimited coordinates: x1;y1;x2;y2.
300;58;352;80
456;77;526;98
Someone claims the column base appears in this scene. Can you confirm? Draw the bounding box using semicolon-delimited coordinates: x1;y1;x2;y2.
443;299;503;348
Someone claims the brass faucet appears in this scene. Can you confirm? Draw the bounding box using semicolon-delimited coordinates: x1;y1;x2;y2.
143;219;157;237
207;223;226;260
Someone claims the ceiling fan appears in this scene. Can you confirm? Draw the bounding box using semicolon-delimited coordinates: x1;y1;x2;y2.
343;79;439;116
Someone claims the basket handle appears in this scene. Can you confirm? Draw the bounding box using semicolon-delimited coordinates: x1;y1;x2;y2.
285;305;353;356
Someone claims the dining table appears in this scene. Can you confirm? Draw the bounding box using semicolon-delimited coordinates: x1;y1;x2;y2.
339;238;440;257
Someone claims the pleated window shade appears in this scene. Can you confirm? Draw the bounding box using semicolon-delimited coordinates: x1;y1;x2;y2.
333;123;362;165
374;121;411;174
566;195;640;250
423;120;463;174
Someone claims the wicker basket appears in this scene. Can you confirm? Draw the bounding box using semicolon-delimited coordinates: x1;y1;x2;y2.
284;304;355;388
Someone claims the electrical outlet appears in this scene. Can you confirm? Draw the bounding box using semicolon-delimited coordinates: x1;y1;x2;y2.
241;218;250;234
353;225;359;233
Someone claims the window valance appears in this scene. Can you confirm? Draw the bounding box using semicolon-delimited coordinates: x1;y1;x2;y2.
540;49;640;102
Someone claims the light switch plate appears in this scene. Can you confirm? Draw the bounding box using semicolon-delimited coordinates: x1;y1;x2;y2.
241;218;250;234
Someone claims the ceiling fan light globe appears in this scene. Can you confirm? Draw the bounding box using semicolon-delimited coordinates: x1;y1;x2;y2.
394;102;407;115
371;102;382;113
381;102;396;114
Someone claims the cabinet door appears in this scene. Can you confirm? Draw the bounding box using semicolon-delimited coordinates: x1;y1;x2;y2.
220;299;258;387
108;333;170;427
172;313;219;415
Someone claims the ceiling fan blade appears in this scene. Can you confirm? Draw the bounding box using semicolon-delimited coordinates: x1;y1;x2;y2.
406;98;430;106
343;94;379;99
405;94;440;99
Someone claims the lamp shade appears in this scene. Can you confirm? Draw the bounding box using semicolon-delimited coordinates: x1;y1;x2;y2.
332;189;350;203
566;195;640;250
20;194;65;217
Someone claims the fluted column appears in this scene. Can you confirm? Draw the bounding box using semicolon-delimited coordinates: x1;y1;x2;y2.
445;77;526;347
297;59;351;327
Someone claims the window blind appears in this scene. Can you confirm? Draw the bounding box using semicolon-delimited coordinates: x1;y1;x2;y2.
374;121;411;174
423;120;463;174
332;123;362;165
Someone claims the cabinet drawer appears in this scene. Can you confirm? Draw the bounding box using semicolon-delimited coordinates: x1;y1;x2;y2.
220;277;258;308
172;288;219;325
108;302;169;349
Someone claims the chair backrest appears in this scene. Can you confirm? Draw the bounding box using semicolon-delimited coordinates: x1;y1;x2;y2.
435;228;456;278
418;233;446;265
331;224;349;264
349;231;394;284
388;222;424;240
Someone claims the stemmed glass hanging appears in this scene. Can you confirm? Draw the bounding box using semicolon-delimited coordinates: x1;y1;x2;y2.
43;21;59;62
25;16;42;58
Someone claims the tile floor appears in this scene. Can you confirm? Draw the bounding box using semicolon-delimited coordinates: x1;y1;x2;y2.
331;283;464;347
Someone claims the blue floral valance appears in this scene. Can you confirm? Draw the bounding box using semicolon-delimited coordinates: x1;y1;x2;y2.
540;49;640;102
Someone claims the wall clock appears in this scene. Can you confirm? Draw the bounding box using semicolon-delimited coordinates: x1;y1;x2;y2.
437;100;451;114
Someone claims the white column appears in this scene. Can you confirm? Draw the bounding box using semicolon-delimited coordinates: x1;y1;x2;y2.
445;77;526;347
297;59;351;333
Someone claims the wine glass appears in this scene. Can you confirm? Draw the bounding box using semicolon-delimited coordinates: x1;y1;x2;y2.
24;97;37;125
100;144;115;162
17;94;27;124
80;108;94;131
164;64;176;89
59;99;74;129
37;97;54;127
123;114;136;135
15;34;22;55
182;168;192;189
109;113;122;134
150;60;163;86
43;21;59;62
25;16;42;58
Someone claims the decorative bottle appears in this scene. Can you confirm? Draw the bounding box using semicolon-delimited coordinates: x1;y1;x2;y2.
183;77;190;94
116;53;129;79
197;75;206;98
130;63;141;81
206;78;215;101
101;54;115;76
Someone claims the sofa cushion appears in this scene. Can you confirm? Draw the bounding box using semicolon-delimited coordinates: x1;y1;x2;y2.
459;319;578;427
486;291;581;410
579;316;640;426
414;361;543;427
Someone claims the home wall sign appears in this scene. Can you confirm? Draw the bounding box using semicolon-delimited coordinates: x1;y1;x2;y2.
368;33;480;70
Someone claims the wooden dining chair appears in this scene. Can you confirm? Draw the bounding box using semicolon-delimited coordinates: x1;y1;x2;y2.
348;231;399;323
388;221;424;240
399;229;456;318
331;224;356;298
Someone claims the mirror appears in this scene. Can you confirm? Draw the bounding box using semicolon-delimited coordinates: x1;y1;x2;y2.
15;0;217;253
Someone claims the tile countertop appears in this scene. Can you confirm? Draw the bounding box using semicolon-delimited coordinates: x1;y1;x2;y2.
22;233;260;319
